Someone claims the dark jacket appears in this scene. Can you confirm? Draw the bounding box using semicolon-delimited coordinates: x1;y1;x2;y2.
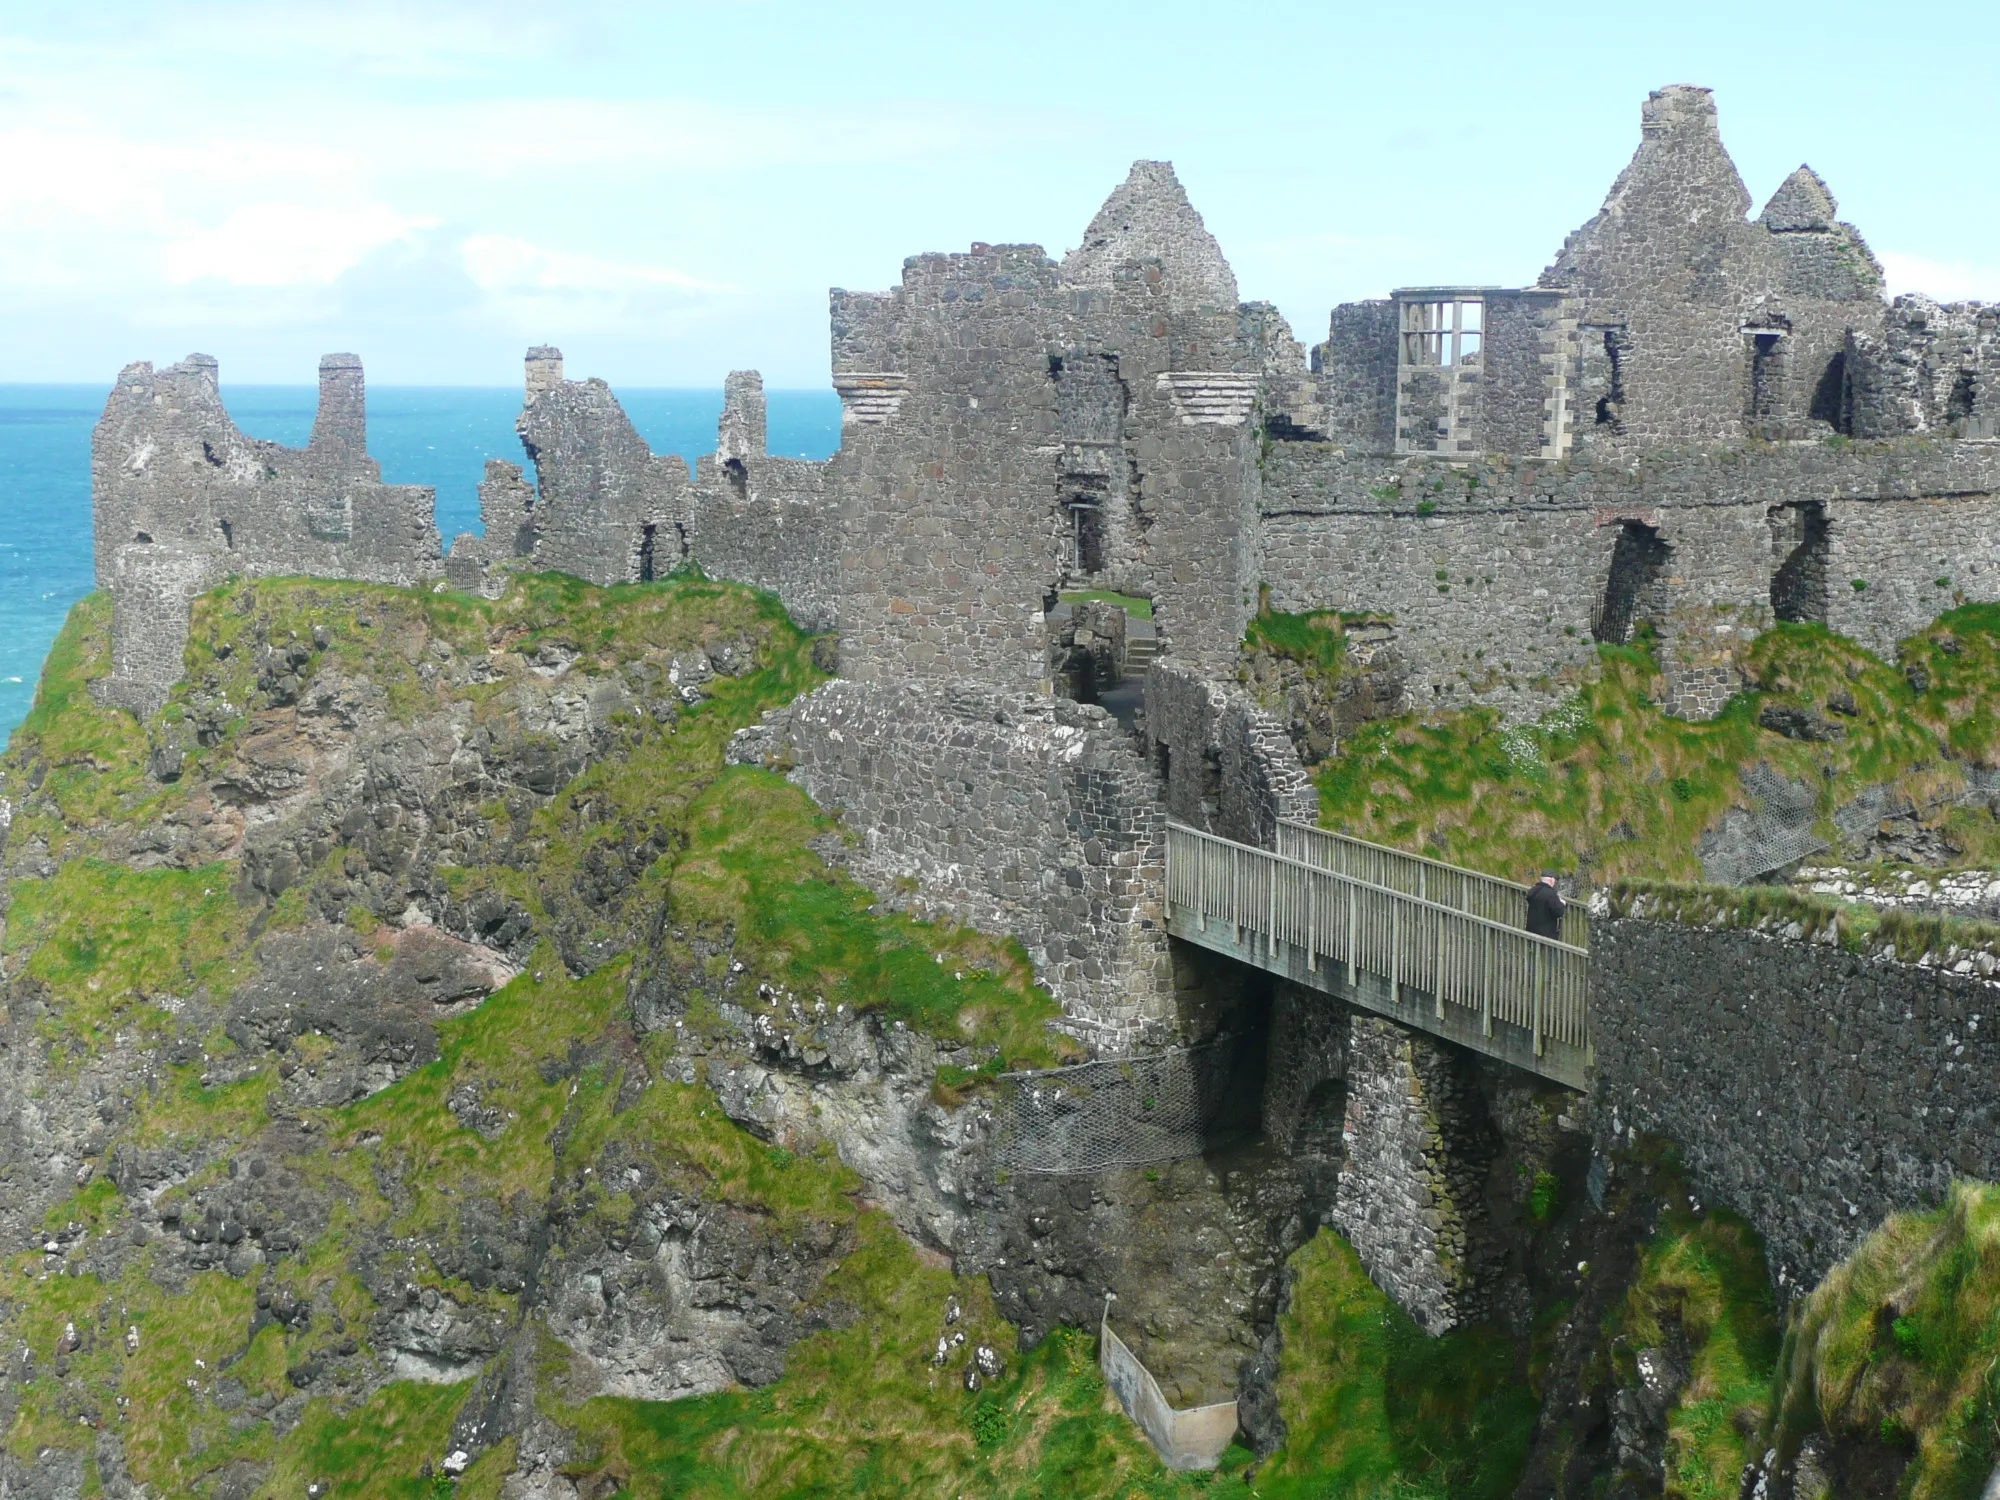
1526;881;1565;940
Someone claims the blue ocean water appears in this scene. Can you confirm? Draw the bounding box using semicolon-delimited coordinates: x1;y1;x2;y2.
0;385;842;748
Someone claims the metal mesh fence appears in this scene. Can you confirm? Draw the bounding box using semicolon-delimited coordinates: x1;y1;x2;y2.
992;1036;1259;1175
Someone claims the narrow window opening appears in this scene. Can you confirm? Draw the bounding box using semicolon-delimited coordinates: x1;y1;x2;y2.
638;523;657;583
1594;329;1627;430
1747;331;1787;429
1770;502;1831;625
723;455;748;500
1948;371;1978;430
219;519;234;551
1069;495;1105;575
1809;352;1850;433
1594;521;1670;644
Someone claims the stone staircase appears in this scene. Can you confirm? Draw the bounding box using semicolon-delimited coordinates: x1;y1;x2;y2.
1123;621;1158;680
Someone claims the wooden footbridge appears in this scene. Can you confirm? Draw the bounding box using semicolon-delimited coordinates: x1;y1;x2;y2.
1164;822;1592;1089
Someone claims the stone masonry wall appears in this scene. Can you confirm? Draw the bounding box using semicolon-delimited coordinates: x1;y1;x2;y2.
732;678;1175;1052
1591;917;2000;1289
1330;1015;1501;1336
1311;301;1399;452
91;353;441;715
1144;661;1317;847
1256;437;2000;721
1261;980;1347;1152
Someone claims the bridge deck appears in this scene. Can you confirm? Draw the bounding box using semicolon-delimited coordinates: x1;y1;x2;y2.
1165;824;1591;1090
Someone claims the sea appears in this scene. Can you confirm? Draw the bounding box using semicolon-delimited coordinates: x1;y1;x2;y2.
0;385;842;749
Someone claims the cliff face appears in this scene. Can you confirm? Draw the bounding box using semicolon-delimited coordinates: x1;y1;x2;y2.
0;576;1355;1499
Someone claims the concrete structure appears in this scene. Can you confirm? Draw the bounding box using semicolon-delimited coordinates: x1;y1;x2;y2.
1101;1311;1240;1470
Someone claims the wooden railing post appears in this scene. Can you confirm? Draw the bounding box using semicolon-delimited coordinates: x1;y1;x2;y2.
1389;900;1400;1007
1434;912;1446;1020
1532;946;1544;1058
1481;925;1493;1038
1346;885;1357;987
1306;869;1318;970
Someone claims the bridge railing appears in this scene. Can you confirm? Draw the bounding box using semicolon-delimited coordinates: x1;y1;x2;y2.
1167;823;1589;1059
1275;821;1590;950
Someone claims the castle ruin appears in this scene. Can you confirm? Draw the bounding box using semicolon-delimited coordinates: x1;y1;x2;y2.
91;84;2000;1050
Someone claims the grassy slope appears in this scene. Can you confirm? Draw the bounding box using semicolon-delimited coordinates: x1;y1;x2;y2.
1313;609;2000;885
1778;1181;2000;1500
1615;1204;1782;1499
1257;1230;1536;1500
0;578;1107;1497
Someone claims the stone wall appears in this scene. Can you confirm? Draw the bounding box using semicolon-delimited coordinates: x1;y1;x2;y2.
1260;980;1347;1153
1542;87;1887;452
515;352;693;587
731;678;1175;1051
1143;662;1317;847
90;352;442;714
1312;301;1399;452
1255;438;2000;721
1329;1015;1503;1335
1591;917;2000;1288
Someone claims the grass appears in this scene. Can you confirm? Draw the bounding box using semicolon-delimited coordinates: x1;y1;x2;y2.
1245;609;1347;676
1312;614;2000;886
1613;1206;1781;1498
668;767;1075;1070
1778;1180;2000;1499
1059;590;1153;621
1254;1229;1537;1500
4;859;249;1054
0;570;1102;1496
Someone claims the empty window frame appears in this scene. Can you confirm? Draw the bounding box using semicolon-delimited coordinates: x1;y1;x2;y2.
1401;298;1483;369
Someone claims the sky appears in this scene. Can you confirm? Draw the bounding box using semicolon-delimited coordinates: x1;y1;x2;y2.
2;0;1997;390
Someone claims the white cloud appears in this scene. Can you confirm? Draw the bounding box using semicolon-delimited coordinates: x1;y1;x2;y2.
458;233;728;339
1878;251;2000;305
461;234;718;295
164;203;436;287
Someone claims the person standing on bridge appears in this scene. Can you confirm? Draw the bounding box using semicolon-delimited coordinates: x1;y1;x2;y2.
1526;871;1565;940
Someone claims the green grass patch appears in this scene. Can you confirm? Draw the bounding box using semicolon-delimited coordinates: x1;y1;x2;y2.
558;1218;1244;1498
1246;609;1347;675
669;767;1075;1070
1255;1229;1536;1499
1315;613;2000;885
1059;590;1153;621
5;860;250;1051
1614;1206;1780;1498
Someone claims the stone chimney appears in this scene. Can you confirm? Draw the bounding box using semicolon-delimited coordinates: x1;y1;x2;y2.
310;353;367;462
525;346;564;404
718;370;767;465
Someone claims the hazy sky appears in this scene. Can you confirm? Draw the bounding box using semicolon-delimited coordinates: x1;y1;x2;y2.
3;0;1995;388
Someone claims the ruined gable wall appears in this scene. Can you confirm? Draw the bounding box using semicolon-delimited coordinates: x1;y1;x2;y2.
1254;440;2000;722
1545;88;1888;452
1542;87;1764;448
515;354;693;587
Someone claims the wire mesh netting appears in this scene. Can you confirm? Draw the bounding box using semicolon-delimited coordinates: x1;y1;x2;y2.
992;1036;1259;1175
